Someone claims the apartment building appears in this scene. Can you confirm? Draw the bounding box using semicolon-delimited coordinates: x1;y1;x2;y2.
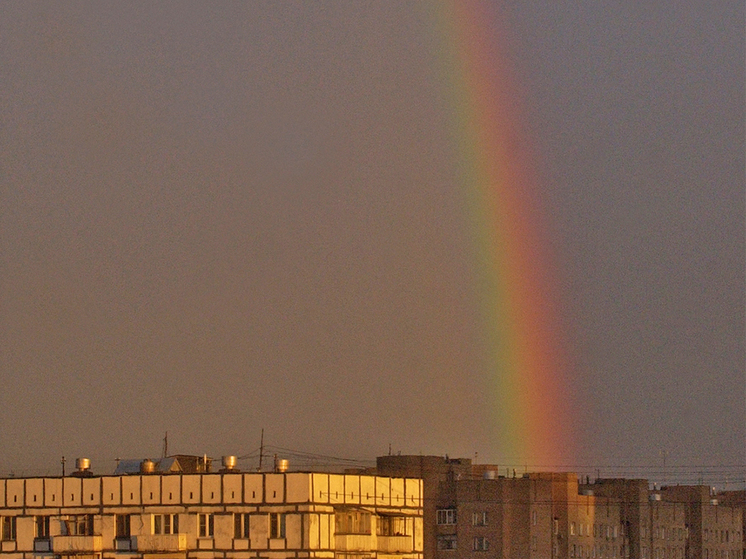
377;455;743;559
658;485;742;559
0;458;424;559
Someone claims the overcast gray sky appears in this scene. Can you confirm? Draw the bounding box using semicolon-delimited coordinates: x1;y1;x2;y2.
1;1;743;484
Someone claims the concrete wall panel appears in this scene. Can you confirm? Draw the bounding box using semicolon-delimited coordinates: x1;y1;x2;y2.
286;474;310;504
244;475;262;503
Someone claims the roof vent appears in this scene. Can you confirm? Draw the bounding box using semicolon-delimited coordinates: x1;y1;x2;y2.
221;456;239;472
275;458;289;473
72;458;93;477
483;470;497;480
140;459;156;474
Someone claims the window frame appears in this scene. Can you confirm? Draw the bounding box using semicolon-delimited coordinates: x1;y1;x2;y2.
437;535;457;550
377;515;408;537
116;514;131;539
63;515;93;536
152;513;179;535
269;513;286;539
472;536;489;551
1;517;16;541
234;513;250;539
35;516;51;540
436;509;457;526
198;514;214;538
472;511;488;526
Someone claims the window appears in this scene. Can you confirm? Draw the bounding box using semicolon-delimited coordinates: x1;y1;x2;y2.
335;511;369;535
152;514;179;535
571;522;576;536
532;510;537;526
378;516;407;536
437;536;457;550
554;518;560;536
2;517;16;541
234;513;250;539
472;512;487;526
437;509;457;525
63;515;93;536
116;515;131;538
269;513;286;539
35;516;50;539
198;514;214;538
473;536;489;551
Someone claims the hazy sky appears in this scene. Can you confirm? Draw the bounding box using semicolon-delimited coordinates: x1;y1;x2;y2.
1;1;743;483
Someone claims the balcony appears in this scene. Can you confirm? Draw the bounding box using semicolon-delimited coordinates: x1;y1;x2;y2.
335;534;373;552
133;534;187;552
52;535;103;553
377;535;413;553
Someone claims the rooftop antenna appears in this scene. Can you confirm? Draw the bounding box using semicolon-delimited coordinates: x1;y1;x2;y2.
61;456;66;477
659;449;668;485
258;429;264;472
163;432;169;458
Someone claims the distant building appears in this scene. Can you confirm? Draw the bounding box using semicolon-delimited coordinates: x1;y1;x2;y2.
0;456;423;559
376;455;744;559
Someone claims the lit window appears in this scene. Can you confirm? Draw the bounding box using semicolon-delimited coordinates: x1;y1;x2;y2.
198;514;214;538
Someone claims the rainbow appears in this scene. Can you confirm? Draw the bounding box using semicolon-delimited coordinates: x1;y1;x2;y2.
429;1;574;465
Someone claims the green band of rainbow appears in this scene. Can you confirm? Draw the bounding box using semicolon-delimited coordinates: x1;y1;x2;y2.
430;0;573;465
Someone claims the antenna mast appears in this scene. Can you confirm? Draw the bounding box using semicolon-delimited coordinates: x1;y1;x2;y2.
258;429;264;472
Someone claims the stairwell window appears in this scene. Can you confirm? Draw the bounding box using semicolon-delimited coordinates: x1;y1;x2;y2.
198;514;214;538
1;517;16;541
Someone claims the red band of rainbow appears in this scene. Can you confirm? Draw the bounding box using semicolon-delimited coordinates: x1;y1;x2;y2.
430;0;574;465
